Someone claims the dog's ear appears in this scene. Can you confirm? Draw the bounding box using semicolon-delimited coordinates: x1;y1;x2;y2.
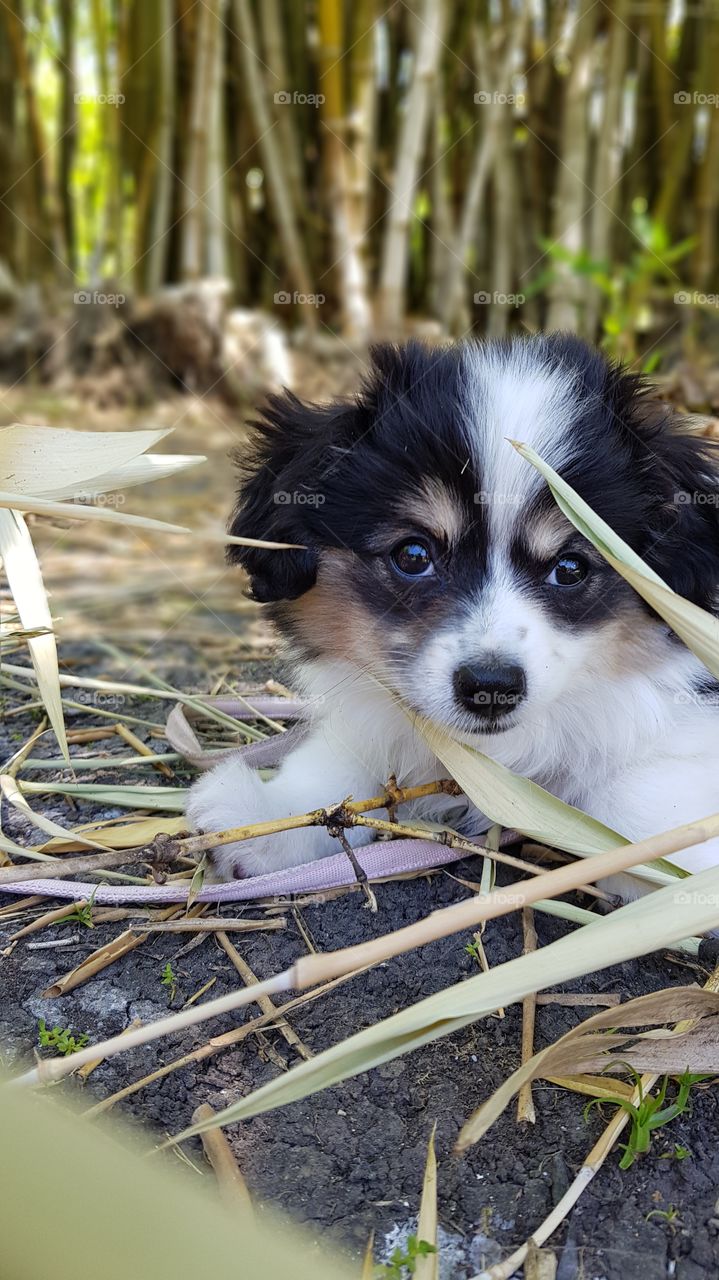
227;390;362;602
630;396;719;611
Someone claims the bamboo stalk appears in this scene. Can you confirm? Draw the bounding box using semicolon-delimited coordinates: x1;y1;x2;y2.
7;899;89;942
115;723;175;779
41;905;190;997
84;965;373;1117
0;778;463;885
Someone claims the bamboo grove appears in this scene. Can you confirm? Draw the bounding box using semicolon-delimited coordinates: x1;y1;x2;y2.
1;0;718;350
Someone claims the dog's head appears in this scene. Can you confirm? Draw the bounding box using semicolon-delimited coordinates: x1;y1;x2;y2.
228;335;719;739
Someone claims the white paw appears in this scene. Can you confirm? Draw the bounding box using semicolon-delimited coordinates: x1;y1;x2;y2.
186;753;337;881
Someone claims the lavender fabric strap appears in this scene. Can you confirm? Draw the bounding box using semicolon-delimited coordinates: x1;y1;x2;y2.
0;839;475;905
1;696;491;905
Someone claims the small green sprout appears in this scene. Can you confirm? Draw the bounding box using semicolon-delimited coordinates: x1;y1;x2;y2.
59;885;99;929
646;1205;682;1230
37;1018;89;1057
374;1236;437;1278
465;940;482;962
585;1065;710;1169
659;1144;692;1161
160;961;178;1002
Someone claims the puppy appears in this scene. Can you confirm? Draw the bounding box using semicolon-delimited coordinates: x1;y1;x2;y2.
187;334;719;895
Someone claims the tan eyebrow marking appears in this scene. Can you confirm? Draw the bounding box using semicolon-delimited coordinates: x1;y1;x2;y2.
394;479;466;545
523;505;577;559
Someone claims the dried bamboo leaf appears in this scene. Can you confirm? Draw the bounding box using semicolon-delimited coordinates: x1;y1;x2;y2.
0;774;110;850
0;489;297;548
43;454;203;500
0;424;174;494
412;711;673;885
457;986;719;1150
415;1126;439;1280
0;509;68;760
38;815;187;852
543;1074;637;1103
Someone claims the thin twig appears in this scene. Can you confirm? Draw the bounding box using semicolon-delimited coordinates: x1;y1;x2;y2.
129;917;286;934
216;931;312;1061
517;908;538;1124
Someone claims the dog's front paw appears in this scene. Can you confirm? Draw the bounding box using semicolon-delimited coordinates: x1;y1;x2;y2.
186;754;324;881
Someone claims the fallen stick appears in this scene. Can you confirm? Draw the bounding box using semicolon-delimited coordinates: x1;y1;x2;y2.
128;917;287;934
12;810;719;1088
517;908;538;1124
192;1103;253;1214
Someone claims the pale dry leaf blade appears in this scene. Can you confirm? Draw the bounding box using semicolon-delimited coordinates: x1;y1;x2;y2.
19;780;188;811
43;453;205;501
0;424;173;495
0;775;111;851
0;490;298;549
39;814;187;852
415;1125;439;1280
412;712;674;885
415;712;624;856
0;509;68;760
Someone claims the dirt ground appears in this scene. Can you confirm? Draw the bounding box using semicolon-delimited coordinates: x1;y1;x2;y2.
2;651;719;1280
3;380;719;1278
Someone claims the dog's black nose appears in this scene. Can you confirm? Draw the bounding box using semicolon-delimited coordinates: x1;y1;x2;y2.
453;661;526;719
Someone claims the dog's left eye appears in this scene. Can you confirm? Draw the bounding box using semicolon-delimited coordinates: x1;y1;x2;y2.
546;554;589;587
390;540;435;578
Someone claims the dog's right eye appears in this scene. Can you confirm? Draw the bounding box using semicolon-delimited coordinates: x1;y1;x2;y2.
389;540;435;578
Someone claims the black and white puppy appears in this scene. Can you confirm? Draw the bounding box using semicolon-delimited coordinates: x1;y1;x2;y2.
187;334;719;891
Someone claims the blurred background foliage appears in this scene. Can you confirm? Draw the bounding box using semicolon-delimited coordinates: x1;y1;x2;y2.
0;0;718;380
